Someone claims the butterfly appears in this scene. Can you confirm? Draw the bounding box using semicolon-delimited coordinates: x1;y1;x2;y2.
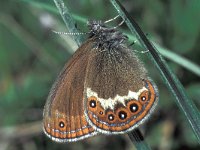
43;20;158;142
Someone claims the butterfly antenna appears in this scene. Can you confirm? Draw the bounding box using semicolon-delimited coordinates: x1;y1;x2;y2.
104;15;120;24
129;40;149;54
133;49;149;54
104;15;125;29
52;30;88;35
111;19;125;29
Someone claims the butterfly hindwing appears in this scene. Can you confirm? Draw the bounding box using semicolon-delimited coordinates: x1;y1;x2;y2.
84;45;158;134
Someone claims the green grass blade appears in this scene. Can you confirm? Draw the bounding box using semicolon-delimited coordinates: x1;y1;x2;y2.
128;129;152;150
21;0;88;23
127;32;200;77
21;0;200;77
52;0;151;148
153;42;200;77
53;0;84;46
110;0;200;143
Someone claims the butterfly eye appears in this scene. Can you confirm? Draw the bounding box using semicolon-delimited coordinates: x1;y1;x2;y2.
118;111;127;120
59;121;65;128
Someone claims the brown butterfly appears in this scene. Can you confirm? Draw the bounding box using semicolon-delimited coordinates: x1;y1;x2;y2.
43;20;158;142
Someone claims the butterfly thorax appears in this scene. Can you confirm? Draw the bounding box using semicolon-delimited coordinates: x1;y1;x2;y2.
87;20;128;50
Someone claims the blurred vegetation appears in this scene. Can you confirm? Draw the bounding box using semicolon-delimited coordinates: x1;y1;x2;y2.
0;0;200;150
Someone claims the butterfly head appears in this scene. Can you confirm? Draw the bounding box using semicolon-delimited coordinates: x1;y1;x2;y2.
87;20;128;49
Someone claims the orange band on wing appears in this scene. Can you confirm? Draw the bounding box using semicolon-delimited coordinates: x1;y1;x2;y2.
44;114;96;141
87;79;157;132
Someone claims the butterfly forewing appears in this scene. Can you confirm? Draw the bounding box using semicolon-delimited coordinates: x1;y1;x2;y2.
43;40;98;142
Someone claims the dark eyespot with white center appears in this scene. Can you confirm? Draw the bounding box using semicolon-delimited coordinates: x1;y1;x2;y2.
89;100;96;108
118;111;127;120
141;96;146;101
59;121;65;128
130;103;138;113
99;111;103;115
108;114;115;121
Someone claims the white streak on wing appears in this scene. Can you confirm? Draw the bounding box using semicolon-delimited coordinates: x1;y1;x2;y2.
86;87;147;110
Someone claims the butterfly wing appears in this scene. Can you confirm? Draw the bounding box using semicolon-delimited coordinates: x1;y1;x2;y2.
43;40;98;142
84;46;158;134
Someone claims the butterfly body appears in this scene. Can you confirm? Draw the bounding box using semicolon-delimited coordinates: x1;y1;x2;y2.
43;20;158;142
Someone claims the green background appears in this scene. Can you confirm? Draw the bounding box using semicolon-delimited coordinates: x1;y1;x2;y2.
0;0;200;149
